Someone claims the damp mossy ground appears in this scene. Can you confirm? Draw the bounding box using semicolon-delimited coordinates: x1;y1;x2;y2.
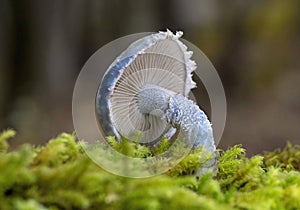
0;130;300;210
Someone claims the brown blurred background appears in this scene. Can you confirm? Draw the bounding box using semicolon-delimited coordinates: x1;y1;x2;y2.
0;0;299;154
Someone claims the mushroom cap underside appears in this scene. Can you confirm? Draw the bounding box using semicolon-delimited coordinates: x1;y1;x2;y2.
96;30;196;144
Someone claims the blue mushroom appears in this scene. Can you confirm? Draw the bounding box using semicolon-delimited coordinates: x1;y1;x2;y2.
96;30;217;175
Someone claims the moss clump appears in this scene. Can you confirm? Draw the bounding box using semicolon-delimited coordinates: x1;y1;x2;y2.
0;130;300;210
263;142;300;171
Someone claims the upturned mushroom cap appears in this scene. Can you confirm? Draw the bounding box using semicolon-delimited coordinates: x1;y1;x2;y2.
96;30;196;144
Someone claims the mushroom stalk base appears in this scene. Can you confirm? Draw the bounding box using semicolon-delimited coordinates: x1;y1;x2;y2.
138;86;218;175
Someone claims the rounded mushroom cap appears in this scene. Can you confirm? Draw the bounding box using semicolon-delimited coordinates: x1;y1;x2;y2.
96;30;196;144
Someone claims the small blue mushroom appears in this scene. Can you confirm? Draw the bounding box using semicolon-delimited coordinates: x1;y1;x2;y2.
96;30;217;175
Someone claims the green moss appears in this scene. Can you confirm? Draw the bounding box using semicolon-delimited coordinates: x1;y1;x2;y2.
0;129;300;210
0;129;16;152
263;142;300;171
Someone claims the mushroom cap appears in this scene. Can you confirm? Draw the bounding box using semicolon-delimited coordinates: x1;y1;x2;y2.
96;30;196;144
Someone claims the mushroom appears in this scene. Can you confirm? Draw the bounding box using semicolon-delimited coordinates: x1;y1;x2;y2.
96;30;217;174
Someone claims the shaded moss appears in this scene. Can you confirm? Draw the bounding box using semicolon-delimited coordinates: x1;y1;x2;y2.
263;142;300;171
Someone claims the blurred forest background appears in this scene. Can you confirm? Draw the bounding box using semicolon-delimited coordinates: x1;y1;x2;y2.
0;0;299;154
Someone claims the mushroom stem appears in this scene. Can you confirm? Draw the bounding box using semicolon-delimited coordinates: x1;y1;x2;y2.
166;94;218;176
137;87;218;175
